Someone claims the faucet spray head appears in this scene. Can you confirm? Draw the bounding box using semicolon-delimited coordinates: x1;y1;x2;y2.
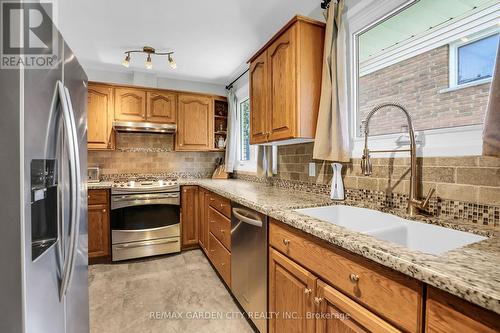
361;150;372;176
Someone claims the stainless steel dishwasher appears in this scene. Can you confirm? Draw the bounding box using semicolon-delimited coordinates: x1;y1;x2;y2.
231;202;268;333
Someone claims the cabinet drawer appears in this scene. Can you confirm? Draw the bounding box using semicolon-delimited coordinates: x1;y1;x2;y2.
209;232;231;287
208;192;231;218
269;219;423;333
208;206;231;251
88;189;108;205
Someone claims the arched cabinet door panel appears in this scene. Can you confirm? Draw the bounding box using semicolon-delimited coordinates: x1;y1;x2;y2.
176;94;213;151
146;91;176;123
114;87;146;122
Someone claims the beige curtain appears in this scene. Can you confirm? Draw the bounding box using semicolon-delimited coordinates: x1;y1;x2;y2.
224;88;238;172
313;0;350;162
483;43;500;157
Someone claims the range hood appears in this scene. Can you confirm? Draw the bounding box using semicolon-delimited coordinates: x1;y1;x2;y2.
112;121;176;134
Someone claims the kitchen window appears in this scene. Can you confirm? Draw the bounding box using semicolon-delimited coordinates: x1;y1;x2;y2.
239;98;251;161
351;0;500;157
235;95;256;172
450;31;499;88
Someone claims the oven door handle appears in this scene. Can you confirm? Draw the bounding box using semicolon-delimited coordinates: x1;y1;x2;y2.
113;193;179;201
114;238;179;249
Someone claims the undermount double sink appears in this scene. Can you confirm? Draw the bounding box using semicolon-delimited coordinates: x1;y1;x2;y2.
295;205;486;256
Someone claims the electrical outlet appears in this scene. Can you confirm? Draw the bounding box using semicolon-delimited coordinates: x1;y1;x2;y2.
308;162;316;177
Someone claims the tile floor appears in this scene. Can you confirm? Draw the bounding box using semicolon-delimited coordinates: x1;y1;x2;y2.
89;250;255;333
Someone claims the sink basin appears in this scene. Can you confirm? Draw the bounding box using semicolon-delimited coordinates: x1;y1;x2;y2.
295;205;487;255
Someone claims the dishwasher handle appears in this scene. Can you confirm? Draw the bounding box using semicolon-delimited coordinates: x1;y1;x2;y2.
232;207;263;227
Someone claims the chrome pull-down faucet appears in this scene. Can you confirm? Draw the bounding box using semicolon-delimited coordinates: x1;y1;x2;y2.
361;102;434;216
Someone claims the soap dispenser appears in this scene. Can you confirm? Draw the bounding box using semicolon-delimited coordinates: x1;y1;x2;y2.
330;163;345;200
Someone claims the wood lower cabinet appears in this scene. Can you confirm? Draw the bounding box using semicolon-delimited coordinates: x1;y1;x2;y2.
88;189;110;262
198;187;209;253
316;280;400;333
146;91;176;123
249;16;325;144
269;248;315;333
114;87;146;122
176;94;214;151
87;84;114;150
208;232;231;287
181;186;199;249
426;287;500;333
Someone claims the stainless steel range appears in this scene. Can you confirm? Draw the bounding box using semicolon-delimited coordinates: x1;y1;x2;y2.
110;177;180;261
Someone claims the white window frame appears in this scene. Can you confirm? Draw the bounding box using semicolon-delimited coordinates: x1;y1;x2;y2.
234;81;257;173
349;0;499;158
447;27;499;91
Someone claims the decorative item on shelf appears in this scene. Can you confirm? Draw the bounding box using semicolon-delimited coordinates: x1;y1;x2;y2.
216;136;226;149
218;121;226;132
121;46;176;70
212;157;229;179
215;100;227;116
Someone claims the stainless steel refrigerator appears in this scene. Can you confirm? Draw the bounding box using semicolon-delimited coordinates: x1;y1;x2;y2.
0;8;89;333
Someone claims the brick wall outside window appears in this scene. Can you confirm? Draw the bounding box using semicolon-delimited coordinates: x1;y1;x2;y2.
358;45;491;136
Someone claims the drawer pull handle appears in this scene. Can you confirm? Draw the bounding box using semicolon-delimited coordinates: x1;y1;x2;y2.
314;297;323;305
102;209;106;213
349;274;360;283
221;262;225;267
304;288;312;295
282;239;290;246
220;229;225;233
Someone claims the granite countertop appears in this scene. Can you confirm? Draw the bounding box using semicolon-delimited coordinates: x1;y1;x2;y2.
88;178;500;314
87;181;114;189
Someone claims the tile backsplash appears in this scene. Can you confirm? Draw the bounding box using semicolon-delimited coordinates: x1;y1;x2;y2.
88;132;223;178
235;142;500;228
274;142;500;206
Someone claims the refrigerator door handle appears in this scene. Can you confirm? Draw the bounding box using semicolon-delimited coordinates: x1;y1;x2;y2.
58;82;81;300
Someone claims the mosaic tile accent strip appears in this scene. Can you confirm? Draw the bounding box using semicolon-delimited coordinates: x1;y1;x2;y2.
233;172;500;228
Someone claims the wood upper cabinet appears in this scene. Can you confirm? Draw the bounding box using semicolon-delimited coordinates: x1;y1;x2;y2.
181;186;199;249
426;287;500;333
198;187;209;253
176;94;213;151
248;16;325;144
249;51;269;144
267;25;296;142
87;84;114;150
114;87;146;122
146;91;176;123
88;189;110;261
269;248;316;333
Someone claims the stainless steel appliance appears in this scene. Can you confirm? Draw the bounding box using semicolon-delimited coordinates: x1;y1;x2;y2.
231;203;268;333
112;121;176;134
111;178;181;261
0;12;88;333
87;166;100;183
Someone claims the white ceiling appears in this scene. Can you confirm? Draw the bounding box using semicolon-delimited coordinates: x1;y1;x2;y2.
57;0;322;85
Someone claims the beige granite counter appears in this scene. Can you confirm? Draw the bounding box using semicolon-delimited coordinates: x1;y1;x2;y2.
86;177;500;314
180;178;500;315
87;181;113;190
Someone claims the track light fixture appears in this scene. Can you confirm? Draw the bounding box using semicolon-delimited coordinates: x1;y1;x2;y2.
121;46;176;70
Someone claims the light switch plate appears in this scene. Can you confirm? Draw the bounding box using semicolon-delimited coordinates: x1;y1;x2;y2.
308;162;316;177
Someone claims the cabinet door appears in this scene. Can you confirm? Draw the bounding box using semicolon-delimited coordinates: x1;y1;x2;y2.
114;87;146;122
315;280;401;333
88;204;110;259
176;94;213;151
267;25;296;141
146;91;176;123
198;187;209;253
426;287;500;333
269;248;316;333
87;84;114;150
181;186;199;248
249;51;269;144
